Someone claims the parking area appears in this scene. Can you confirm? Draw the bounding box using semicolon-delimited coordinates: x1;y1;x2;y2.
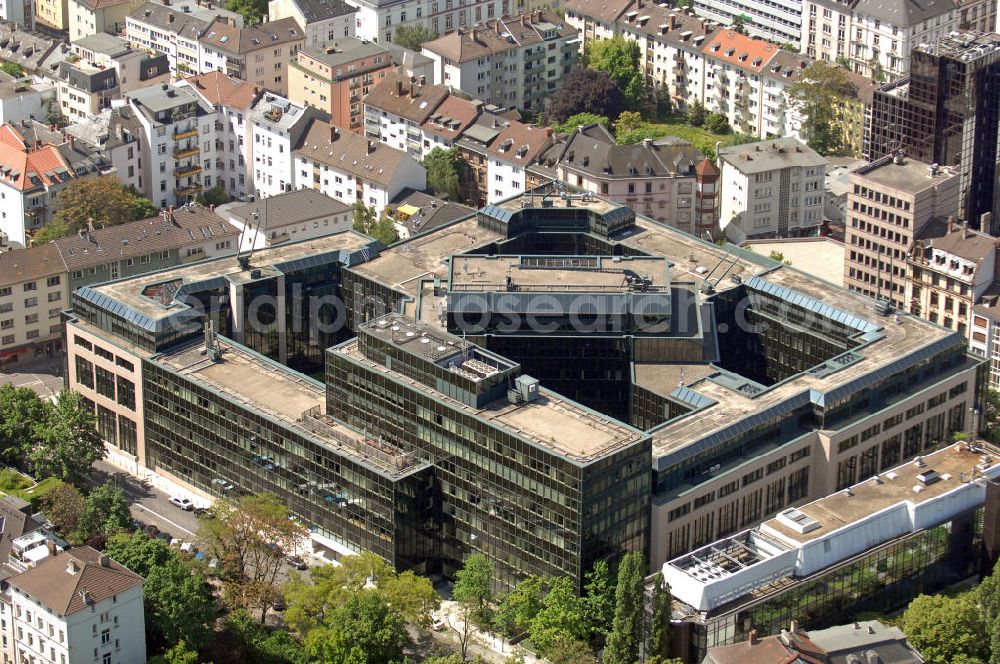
0;354;65;400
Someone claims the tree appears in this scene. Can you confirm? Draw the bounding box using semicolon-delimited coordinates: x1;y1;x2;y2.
613;111;643;140
544;636;597;664
648;573;672;661
786;61;856;156
51;176;158;238
304;591;408;664
732;14;749;34
992;620;1000;664
604;552;646;664
704;113;731;134
654;83;673;121
196;185;230;206
28;391;105;485
39;482;85;536
586;37;645;110
353;202;400;245
980;556;1000;625
394;24;438;51
216;610;309;664
0;384;47;463
30;219;71;245
453;553;494;619
584;560;615;637
381;569;440;628
551;112;610;136
0;61;23;77
199;493;306;623
902;592;988;664
78;481;131;540
528;577;590;654
424;147;463;201
494;575;545;637
105;532;216;650
225;0;266;24
547;67;624;124
163;641;201;664
686;99;707;127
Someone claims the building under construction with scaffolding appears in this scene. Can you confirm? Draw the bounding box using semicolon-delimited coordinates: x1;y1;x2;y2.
61;182;983;599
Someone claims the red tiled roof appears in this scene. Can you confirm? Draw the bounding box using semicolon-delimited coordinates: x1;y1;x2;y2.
702;30;779;73
182;71;257;110
0;123;72;192
420;96;480;141
486;120;552;163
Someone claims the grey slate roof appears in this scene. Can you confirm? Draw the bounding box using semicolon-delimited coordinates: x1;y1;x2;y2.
852;0;955;27
128;2;209;38
559;124;705;177
58;60;118;94
227;188;351;231
298;37;389;69
390;188;476;234
290;0;355;22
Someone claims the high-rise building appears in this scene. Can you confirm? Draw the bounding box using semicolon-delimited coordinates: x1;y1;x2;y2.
868;32;1000;230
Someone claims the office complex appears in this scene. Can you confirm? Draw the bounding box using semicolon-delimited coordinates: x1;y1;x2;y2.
663;441;1000;661
868;32;1000;230
64;183;981;595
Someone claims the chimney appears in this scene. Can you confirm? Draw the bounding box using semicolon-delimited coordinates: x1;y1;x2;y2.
330;126;339;142
947;214;955;233
790;620;799;633
669;14;676;30
419;74;426;85
168;13;174;22
168;205;174;223
396;79;403;96
636;0;641;9
520;14;525;25
98;555;110;567
544;127;552;138
46;540;56;557
748;629;758;645
367;140;376;154
86;217;94;232
66;560;79;575
472;28;478;43
67;133;74;151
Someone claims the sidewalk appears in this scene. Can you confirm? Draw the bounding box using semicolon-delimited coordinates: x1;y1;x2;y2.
430;600;546;664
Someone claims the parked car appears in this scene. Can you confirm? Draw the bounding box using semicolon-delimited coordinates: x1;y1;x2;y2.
285;555;307;570
143;524;159;538
169;496;193;510
272;594;286;611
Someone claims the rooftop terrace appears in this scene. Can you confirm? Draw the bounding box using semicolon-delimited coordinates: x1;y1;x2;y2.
334;337;645;463
449;255;670;293
157;338;424;477
852;155;957;193
89;230;373;321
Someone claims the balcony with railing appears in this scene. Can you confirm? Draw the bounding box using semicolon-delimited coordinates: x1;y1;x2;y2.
173;164;203;178
173;145;200;159
173;125;198;140
174;184;203;197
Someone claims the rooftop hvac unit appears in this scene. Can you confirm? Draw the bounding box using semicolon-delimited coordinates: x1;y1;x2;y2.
509;375;540;404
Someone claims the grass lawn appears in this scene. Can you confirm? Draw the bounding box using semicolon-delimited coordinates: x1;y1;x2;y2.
638;116;757;158
8;476;65;507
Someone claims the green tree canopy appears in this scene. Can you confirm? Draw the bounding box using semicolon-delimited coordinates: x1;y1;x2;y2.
28;391;105;485
225;0;266;24
703;113;731;134
494;575;545;637
551;112;610;136
304;591;408;664
394;24;438;50
48;176;159;240
586;37;645;111
528;576;591;654
686;99;707;127
648;572;672;661
39;482;85;536
214;610;309;664
105;532;216;651
0;61;23;77
603;552;646;664
583;560;615;637
423;147;463;201
547;67;624;123
453;553;494;618
902;592;989;664
78;481;131;541
0;384;47;462
353;203;400;246
786;61;857;156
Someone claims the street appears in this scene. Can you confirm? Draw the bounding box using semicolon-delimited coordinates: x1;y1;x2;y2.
91;459;203;540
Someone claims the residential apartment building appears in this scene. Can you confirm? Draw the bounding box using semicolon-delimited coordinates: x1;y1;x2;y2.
0;0;33;28
420;10;579;113
695;0;801;45
0;23;61;76
485;119;551;203
906;216;998;335
198;17;304;96
453;105;518;206
362;70;449;158
65;106;144;193
7;546;145;664
958;0;995;31
0;78;56;126
125;1;242;77
249;92;318;197
718;137;827;243
72;33;169;96
293;119;425;215
350;0;524;45
35;0;68;31
844;155;960;307
268;0;355;45
225;187;352;250
556;123;717;235
799;0;959;79
127;82;215;208
0;243;66;366
289;37;392;132
56;59;119;124
0;125;82;245
68;0;143;42
178;71;257;199
868;32;1000;230
564;1;808;139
